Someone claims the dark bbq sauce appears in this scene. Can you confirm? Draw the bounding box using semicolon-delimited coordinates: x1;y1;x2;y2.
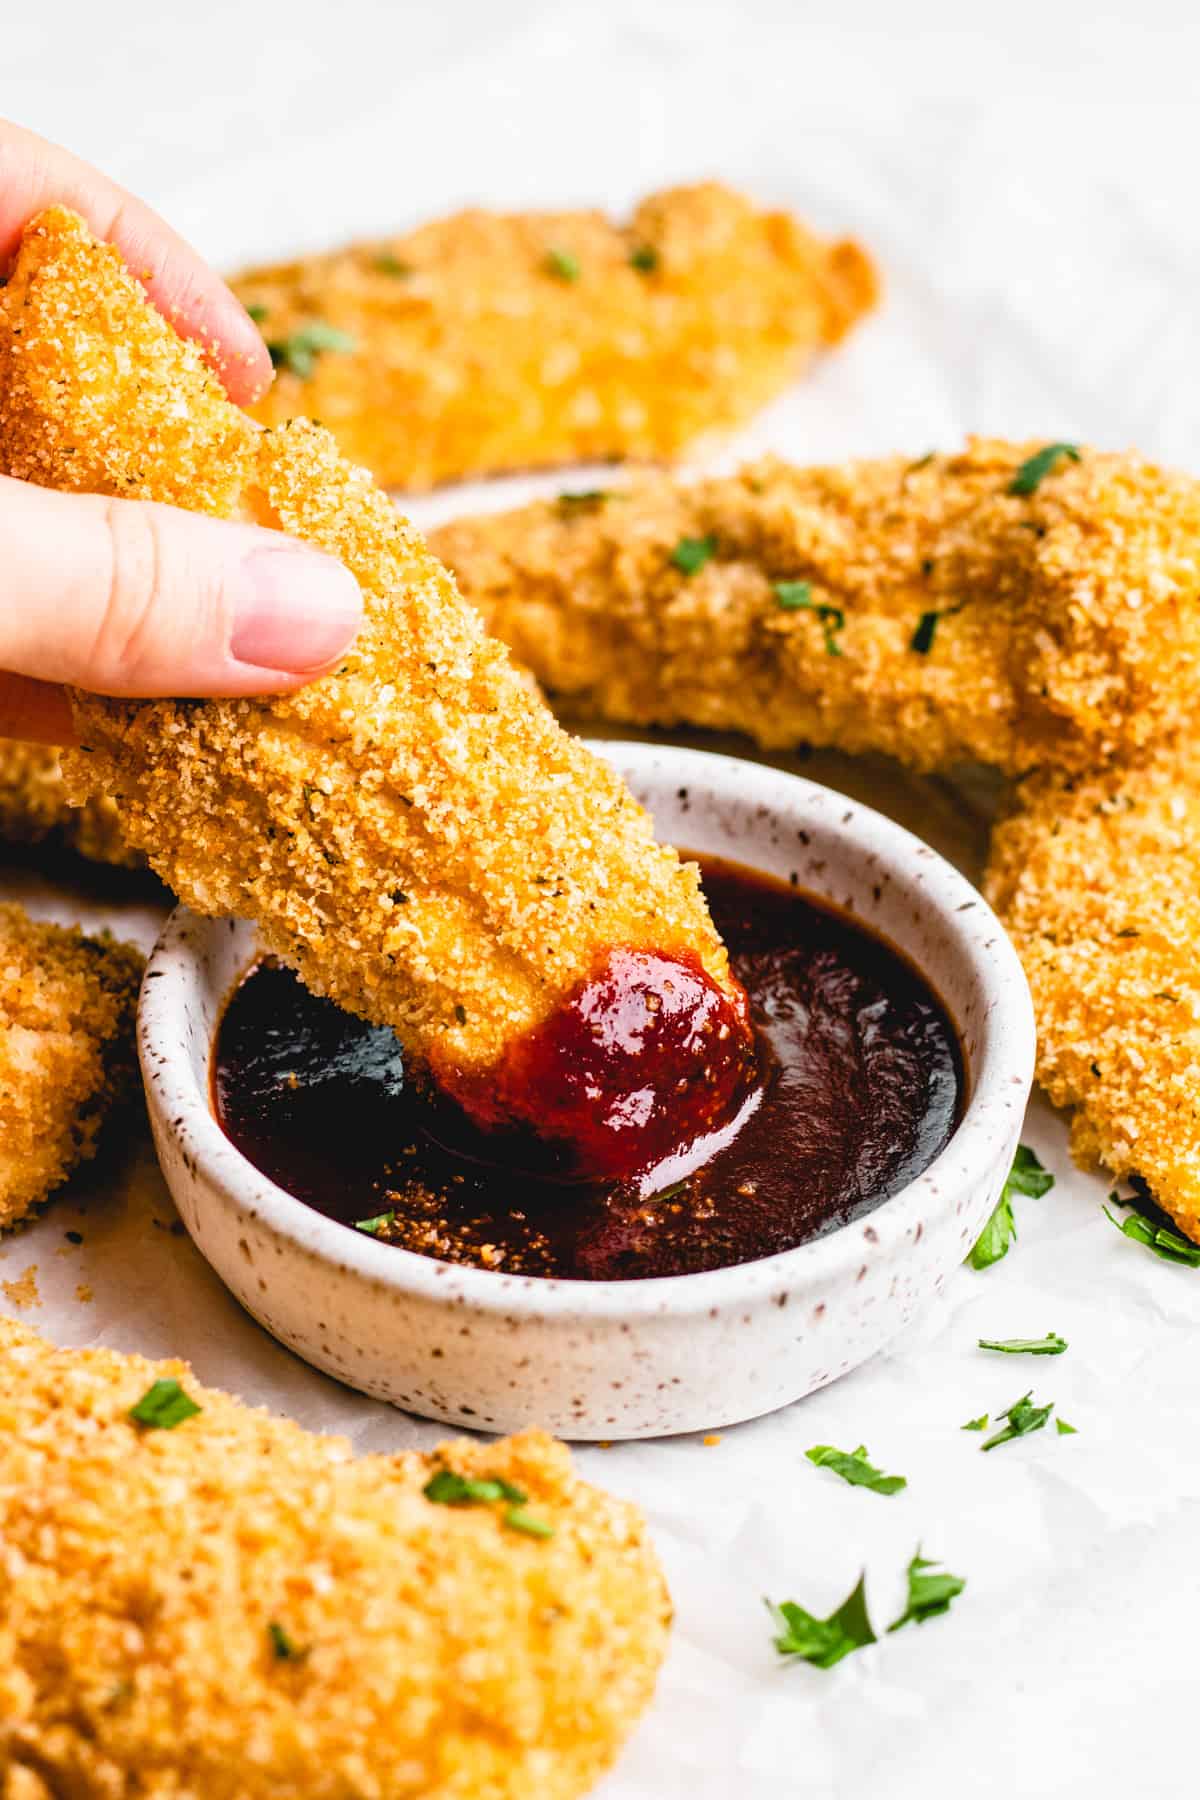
213;856;963;1281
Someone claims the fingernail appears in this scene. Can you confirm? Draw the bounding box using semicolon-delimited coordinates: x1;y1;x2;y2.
232;546;362;672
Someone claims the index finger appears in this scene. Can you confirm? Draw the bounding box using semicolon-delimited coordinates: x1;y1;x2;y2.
0;118;272;405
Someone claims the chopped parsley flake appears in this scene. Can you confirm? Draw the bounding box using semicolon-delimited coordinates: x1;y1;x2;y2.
981;1391;1054;1452
374;252;413;277
544;247;581;282
805;1443;907;1496
767;1574;877;1670
910;603;965;654
630;244;660;273
1008;442;1081;496
968;1145;1054;1270
773;580;846;656
1104;1197;1200;1267
887;1551;966;1632
504;1505;556;1538
129;1378;202;1430
245;301;269;323
962;1415;989;1432
671;534;717;576
268;1621;306;1661
557;488;609;514
1056;1417;1078;1435
266;322;358;379
354;1210;396;1236
977;1332;1068;1356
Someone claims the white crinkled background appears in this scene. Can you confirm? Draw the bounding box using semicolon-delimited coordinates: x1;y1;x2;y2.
3;5;1198;1795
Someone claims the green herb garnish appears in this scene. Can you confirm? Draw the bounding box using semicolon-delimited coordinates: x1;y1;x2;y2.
962;1415;989;1432
671;534;717;576
887;1551;966;1632
266;322;358;379
1104;1199;1200;1267
981;1391;1054;1451
767;1574;877;1670
1056;1417;1078;1435
544;247;581;282
354;1210;396;1236
968;1145;1054;1270
129;1378;202;1430
557;488;609;514
805;1443;906;1496
977;1332;1068;1356
1008;443;1081;496
630;244;660;273
267;1621;306;1661
504;1505;556;1538
773;580;846;656
374;252;413;277
910;602;966;654
246;301;269;323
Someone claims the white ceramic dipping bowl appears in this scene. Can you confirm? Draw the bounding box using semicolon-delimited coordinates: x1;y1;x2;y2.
139;742;1035;1440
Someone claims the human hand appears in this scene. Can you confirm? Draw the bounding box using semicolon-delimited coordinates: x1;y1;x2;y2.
0;121;362;743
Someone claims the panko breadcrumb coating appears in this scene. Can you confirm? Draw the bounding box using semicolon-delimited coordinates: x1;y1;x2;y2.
0;902;142;1229
986;739;1200;1244
432;442;1200;777
0;738;134;865
234;182;877;489
0;1319;670;1798
0;208;749;1168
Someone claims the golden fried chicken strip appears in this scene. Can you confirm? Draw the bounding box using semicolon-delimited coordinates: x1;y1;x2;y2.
0;902;142;1229
986;739;1200;1244
0;1320;669;1799
0;738;134;865
432;442;1200;777
0;208;751;1176
234;182;877;490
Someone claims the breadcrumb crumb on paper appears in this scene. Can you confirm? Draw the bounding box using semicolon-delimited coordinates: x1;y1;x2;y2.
0;207;738;1102
234;182;878;489
0;738;135;866
0;1321;670;1800
987;738;1200;1246
433;441;1200;777
0;902;142;1230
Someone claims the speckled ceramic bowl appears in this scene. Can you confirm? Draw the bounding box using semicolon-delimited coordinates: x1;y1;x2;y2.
139;742;1035;1439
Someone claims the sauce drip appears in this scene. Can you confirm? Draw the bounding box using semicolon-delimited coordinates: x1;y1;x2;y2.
214;856;962;1281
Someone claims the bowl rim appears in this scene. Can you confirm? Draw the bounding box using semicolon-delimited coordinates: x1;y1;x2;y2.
138;741;1036;1322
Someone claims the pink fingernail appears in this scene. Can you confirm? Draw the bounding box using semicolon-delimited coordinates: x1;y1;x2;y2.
232;546;362;673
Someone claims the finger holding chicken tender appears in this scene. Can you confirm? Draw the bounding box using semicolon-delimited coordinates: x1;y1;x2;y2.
432;441;1200;778
0;902;142;1229
0;1319;670;1799
986;739;1200;1246
234;182;877;490
0;208;754;1180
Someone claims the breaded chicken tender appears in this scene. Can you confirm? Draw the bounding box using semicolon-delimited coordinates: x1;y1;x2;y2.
432;441;1200;777
0;208;752;1176
0;738;134;865
0;902;142;1229
986;739;1200;1244
234;182;877;490
0;1319;669;1799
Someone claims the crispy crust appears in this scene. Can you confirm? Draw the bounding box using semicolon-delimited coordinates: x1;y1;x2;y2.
0;902;142;1229
0;208;737;1089
0;1319;670;1798
985;740;1200;1242
234;182;877;489
432;443;1200;777
0;738;135;865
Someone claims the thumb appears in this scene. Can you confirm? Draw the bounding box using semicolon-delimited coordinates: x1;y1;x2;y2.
0;475;363;702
